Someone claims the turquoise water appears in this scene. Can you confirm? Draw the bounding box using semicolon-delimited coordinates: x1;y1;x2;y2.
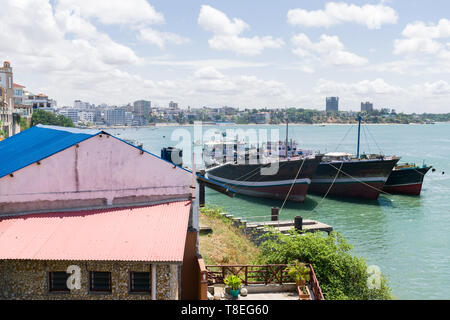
108;123;450;300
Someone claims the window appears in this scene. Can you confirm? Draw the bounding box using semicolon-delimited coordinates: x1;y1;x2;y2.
129;272;151;293
89;271;111;292
49;272;70;292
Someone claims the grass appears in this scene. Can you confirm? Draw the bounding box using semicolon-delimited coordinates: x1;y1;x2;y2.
199;206;260;266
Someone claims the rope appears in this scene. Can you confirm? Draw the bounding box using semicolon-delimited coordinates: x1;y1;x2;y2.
307;162;344;215
334;125;354;152
362;125;372;155
365;125;384;155
279;157;306;214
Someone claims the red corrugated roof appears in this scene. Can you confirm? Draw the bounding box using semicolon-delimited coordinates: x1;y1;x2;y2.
0;201;191;263
13;83;25;88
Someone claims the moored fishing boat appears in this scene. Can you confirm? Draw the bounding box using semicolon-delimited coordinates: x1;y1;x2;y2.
206;155;322;202
203;122;322;202
383;163;432;195
309;153;400;200
309;116;400;200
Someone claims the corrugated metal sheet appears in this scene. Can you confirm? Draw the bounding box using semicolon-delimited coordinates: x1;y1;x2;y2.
0;201;191;262
0;124;102;179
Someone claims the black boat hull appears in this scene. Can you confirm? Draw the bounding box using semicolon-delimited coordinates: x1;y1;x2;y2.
383;166;431;195
309;158;400;200
206;156;321;202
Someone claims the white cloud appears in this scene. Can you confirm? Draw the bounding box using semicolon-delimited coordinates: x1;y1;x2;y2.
198;5;284;56
394;38;442;55
145;59;268;70
138;28;190;48
55;0;164;25
194;67;225;80
401;19;450;39
291;34;368;67
413;81;450;96
316;78;401;96
287;2;398;29
394;19;450;56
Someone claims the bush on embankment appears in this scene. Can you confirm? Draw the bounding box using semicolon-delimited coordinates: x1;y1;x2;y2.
257;229;393;300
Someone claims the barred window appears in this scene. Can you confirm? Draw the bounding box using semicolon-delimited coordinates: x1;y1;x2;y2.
49;272;69;292
90;271;111;292
130;272;150;293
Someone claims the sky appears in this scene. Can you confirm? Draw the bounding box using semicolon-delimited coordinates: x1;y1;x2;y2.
1;0;450;113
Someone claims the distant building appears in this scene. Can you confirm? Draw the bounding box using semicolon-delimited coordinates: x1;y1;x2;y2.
59;108;78;124
361;101;374;112
94;109;103;123
78;110;95;124
105;108;126;126
74;100;94;110
169;101;178;109
250;112;270;124
133;100;151;117
326;97;339;113
125;111;133;126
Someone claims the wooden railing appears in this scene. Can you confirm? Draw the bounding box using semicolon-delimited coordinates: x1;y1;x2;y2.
308;263;324;300
205;263;324;300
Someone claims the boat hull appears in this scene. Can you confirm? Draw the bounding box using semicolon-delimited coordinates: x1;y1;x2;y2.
206;157;321;202
310;158;400;200
383;166;431;195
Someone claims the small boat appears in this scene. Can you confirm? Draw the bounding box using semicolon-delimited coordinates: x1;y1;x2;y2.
383;163;432;195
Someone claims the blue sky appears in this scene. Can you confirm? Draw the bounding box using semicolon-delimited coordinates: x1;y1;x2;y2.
1;0;450;113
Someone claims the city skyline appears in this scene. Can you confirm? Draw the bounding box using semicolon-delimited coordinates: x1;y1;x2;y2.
1;1;450;113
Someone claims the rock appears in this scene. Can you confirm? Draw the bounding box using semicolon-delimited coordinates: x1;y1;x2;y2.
214;292;222;300
240;287;248;296
207;291;214;300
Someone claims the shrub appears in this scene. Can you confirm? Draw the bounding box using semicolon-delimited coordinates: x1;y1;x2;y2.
258;230;392;300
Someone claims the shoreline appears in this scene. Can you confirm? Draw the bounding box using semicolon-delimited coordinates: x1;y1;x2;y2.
87;122;448;129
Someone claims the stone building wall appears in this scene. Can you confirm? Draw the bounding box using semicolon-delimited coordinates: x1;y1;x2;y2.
0;260;180;300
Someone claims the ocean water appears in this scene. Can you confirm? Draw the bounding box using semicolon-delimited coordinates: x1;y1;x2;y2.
107;123;450;300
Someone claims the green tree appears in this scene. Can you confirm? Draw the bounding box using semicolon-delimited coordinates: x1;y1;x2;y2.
258;230;393;300
31;110;74;127
0;120;6;138
19;116;29;131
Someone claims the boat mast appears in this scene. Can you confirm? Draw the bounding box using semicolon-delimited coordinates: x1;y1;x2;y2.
285;118;289;158
357;115;362;159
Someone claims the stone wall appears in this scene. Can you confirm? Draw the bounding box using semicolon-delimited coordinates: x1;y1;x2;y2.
0;260;180;300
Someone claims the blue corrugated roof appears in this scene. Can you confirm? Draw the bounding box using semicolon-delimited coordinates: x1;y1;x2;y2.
0;125;102;179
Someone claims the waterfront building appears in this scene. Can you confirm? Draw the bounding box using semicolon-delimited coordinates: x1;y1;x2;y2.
105;108;126;126
133;100;151;117
326;97;339;113
78;110;95;124
0;125;232;299
361;101;374;112
59;107;78;124
125;111;133;126
169;101;178;109
250;112;270;124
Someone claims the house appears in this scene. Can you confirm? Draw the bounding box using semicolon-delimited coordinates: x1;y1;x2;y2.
0;125;232;299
